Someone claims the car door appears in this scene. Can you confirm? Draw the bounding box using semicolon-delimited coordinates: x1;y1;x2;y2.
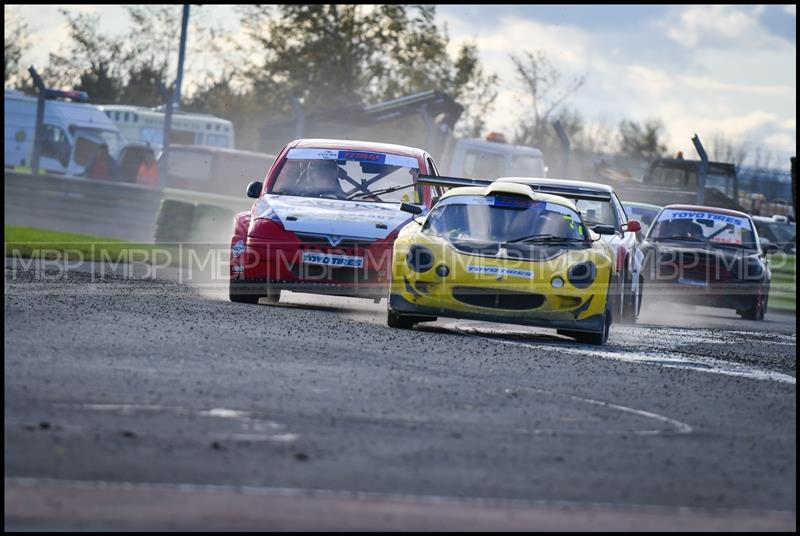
612;192;643;293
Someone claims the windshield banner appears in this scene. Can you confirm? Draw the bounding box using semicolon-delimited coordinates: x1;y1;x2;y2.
660;209;748;228
286;148;419;169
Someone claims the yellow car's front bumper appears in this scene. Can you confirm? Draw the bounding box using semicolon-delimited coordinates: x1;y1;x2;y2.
389;236;613;334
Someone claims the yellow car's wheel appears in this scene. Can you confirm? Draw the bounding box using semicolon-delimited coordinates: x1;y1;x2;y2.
559;308;610;345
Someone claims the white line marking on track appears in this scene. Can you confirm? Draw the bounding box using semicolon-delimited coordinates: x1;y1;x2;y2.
52;404;299;443
564;393;693;435
454;326;796;385
514;386;693;436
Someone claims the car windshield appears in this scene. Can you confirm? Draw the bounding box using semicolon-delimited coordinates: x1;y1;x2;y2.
422;194;588;243
573;198;616;226
649;208;757;249
762;221;796;243
624;205;661;233
269;148;420;203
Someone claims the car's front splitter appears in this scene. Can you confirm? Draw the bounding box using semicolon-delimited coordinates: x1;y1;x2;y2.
388;294;606;334
232;278;387;300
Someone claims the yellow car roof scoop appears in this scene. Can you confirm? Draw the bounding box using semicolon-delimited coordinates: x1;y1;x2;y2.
486;182;579;211
484;181;536;199
438;182;578;211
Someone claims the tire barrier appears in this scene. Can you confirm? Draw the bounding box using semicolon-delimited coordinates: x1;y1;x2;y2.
154;199;197;244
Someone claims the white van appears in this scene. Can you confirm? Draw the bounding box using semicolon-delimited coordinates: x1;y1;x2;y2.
443;134;547;179
98;104;235;150
4;89;127;176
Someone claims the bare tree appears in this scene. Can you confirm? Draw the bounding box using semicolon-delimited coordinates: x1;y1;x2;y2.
709;133;749;166
751;146;777;170
510;50;586;149
617;119;668;161
4;6;29;86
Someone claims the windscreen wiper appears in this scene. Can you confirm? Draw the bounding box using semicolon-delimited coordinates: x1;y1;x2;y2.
505;234;585;244
347;183;415;200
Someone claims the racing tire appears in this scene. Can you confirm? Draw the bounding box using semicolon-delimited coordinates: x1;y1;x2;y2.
609;272;624;324
262;289;281;305
618;269;639;325
229;281;261;304
387;311;416;330
572;309;611;345
739;287;767;321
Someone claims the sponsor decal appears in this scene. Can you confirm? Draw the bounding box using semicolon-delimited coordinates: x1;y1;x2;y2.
492;195;531;209
232;265;245;273
661;209;747;228
338;150;385;163
659;209;747;245
285;148;418;169
302;251;364;268
678;277;707;287
466;265;534;279
232;240;245;258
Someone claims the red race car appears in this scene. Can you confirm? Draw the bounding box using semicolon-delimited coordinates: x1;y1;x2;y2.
229;139;442;304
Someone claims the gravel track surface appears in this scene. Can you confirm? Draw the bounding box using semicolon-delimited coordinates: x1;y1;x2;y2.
4;265;796;530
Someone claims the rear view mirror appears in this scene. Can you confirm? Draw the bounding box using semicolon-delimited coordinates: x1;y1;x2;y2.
400;202;423;215
246;181;263;199
623;220;641;233
592;224;617;236
760;238;779;254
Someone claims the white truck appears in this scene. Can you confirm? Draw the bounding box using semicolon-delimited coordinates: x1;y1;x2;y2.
4;89;127;176
98;104;235;151
439;132;547;179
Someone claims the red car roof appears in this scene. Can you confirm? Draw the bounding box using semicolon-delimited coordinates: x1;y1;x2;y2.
289;138;427;159
662;204;751;219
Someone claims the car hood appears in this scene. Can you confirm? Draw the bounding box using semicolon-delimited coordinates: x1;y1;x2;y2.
642;240;765;281
643;240;759;260
448;238;589;262
254;194;414;240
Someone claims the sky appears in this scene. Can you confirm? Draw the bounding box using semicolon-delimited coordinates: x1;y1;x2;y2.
7;4;797;167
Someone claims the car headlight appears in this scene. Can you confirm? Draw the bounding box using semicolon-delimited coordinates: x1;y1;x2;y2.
568;261;596;289
406;245;434;273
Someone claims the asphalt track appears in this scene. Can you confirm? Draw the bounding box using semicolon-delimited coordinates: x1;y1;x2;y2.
4;261;796;530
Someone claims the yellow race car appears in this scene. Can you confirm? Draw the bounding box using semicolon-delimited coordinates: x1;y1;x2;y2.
387;181;619;344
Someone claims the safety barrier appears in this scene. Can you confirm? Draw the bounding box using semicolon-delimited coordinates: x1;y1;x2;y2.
4;171;164;242
769;254;796;313
4;171;251;244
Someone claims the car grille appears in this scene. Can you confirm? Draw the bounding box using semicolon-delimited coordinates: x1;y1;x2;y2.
658;252;735;282
452;287;545;310
295;233;375;251
290;263;379;283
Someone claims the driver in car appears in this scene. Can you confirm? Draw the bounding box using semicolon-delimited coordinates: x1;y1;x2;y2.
298;160;345;199
665;218;704;240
